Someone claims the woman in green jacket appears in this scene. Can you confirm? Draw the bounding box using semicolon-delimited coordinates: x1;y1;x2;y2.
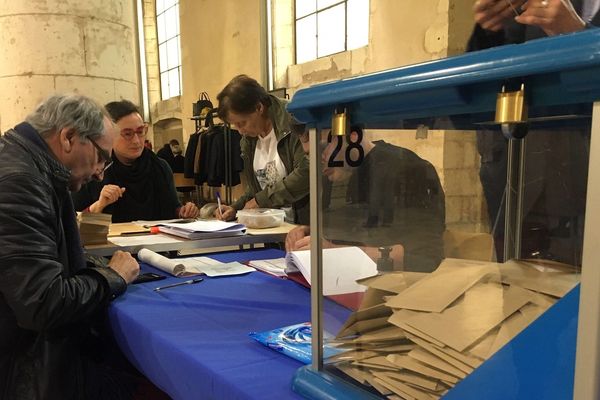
215;75;309;224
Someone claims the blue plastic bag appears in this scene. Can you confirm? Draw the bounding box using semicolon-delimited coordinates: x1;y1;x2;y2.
249;322;341;364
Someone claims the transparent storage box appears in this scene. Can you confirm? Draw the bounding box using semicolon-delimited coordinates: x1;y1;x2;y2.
237;208;285;229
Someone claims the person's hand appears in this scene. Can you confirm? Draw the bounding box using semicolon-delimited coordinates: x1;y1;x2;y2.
290;235;335;252
516;0;585;35
285;225;310;252
108;250;139;284
214;204;236;221
89;184;125;213
474;0;527;32
178;202;199;218
243;198;259;209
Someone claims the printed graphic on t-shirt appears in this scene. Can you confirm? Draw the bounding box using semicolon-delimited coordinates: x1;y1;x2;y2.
256;160;281;189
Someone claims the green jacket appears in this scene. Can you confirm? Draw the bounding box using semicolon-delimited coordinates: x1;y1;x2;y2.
233;95;310;224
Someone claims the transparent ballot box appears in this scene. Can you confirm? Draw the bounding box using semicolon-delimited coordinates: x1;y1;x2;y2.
287;29;600;400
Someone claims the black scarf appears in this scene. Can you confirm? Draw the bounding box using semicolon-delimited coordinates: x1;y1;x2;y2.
103;148;177;222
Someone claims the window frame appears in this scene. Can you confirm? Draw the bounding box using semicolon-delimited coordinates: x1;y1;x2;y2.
156;0;182;100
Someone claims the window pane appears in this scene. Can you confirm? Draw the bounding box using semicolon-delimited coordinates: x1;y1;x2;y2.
157;13;166;44
165;5;178;40
164;0;177;11
168;68;181;97
317;0;342;10
347;0;369;49
296;0;316;18
296;15;317;64
317;4;345;57
175;4;180;35
166;37;180;70
160;71;169;100
159;42;168;73
156;0;165;15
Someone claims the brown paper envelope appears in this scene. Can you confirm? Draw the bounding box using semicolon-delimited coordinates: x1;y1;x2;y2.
327;349;379;362
336;303;391;338
389;310;446;347
375;370;442;391
363;374;393;396
486;303;546;358
404;333;474;374
357;272;427;294
352;356;399;371
404;283;532;352
385;258;501;312
372;374;438;400
407;348;467;379
500;260;579;298
465;327;498;360
334;363;372;384
386;354;459;384
351;326;406;344
336;316;391;338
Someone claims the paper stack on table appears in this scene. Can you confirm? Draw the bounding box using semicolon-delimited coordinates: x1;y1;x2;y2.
328;258;579;400
157;219;246;239
77;212;111;245
138;248;255;277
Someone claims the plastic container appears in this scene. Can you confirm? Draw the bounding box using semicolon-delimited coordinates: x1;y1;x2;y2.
237;208;285;229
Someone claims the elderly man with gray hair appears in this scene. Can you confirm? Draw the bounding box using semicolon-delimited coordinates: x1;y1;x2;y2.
0;94;141;399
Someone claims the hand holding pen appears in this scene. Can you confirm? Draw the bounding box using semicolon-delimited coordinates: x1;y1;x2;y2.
214;193;236;221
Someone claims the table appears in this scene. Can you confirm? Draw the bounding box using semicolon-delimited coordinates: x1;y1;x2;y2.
86;222;296;257
108;248;351;400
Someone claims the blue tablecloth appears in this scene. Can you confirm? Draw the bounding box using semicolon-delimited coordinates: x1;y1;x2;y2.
108;248;351;400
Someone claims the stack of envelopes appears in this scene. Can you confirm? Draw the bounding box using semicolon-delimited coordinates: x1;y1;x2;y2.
328;258;579;399
77;212;111;245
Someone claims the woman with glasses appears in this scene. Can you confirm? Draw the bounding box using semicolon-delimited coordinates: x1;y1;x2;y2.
72;100;199;222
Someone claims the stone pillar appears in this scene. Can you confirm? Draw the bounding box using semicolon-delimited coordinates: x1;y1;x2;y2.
0;0;140;132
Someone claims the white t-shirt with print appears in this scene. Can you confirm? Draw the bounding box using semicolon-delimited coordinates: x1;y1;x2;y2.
253;128;287;190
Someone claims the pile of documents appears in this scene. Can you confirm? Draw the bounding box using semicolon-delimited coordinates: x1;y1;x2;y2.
328;258;579;399
77;212;111;245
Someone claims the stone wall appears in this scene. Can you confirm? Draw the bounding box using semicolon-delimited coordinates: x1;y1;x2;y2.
0;0;140;132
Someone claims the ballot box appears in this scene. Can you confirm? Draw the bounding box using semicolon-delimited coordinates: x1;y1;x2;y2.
286;28;600;400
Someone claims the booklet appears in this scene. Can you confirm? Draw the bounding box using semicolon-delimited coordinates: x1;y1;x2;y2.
250;247;377;296
138;248;255;277
157;220;246;239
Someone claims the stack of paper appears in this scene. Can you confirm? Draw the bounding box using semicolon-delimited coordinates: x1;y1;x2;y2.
157;220;246;239
328;258;579;400
77;212;111;245
138;248;255;277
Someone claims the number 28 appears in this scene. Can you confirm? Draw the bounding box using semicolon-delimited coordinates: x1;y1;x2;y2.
327;130;365;168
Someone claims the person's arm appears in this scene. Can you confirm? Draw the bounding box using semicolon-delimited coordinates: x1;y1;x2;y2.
253;135;310;208
0;173;134;331
88;184;125;213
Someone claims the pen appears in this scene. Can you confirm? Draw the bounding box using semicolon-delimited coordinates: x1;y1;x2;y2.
216;191;223;219
153;278;203;291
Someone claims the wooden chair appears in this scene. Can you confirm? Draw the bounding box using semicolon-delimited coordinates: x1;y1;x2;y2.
173;173;200;205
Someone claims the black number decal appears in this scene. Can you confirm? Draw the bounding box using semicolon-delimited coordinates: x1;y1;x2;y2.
345;129;364;167
327;134;343;168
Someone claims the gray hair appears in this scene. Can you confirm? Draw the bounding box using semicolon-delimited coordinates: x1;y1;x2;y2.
25;93;108;141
